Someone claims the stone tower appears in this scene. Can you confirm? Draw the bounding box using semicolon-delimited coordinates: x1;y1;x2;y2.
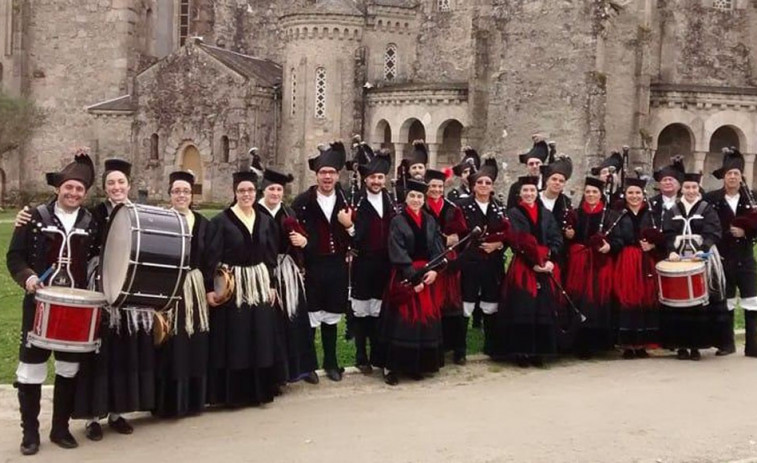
279;0;367;190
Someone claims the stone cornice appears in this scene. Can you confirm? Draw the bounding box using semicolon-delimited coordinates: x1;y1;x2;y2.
366;82;468;106
650;83;757;111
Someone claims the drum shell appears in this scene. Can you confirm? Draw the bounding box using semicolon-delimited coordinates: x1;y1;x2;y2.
656;261;708;308
29;287;105;353
102;204;191;312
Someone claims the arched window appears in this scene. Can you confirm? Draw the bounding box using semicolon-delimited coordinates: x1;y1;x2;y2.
290;68;297;116
438;0;452;12
314;67;326;119
179;0;191;46
150;133;159;160
384;44;398;81
220;136;230;163
145;8;154;56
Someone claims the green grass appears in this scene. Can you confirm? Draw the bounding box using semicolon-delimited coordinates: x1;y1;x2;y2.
0;208;751;383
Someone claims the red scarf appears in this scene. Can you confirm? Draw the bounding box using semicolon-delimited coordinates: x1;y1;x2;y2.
426;196;444;218
519;200;538;224
582;200;604;215
406;206;423;228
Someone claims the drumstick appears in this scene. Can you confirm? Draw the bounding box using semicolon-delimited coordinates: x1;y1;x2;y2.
38;266;54;285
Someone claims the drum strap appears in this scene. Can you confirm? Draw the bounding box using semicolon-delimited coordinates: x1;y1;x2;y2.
36;204;92;231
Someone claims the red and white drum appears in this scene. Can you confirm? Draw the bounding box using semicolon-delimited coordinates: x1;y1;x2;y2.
655;260;709;308
28;287;106;353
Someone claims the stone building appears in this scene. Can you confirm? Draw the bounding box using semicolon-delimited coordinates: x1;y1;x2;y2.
2;0;757;203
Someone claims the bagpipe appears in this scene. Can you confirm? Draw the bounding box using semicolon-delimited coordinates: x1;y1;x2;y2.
401;226;482;286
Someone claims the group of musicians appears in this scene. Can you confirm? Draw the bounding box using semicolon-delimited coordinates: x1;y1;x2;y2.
7;134;757;456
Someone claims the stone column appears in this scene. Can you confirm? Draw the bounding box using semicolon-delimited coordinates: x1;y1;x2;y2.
744;153;755;188
427;142;440;169
693;151;708;175
393;143;406;170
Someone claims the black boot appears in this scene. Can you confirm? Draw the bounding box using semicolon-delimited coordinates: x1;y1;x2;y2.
482;313;496;356
745;311;757;357
716;310;736;356
471;306;483;329
366;316;378;368
15;382;41;456
321;324;343;381
454;316;468;365
49;375;78;449
353;317;370;372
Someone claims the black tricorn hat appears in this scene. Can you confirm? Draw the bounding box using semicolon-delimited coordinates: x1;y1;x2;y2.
58;152;95;190
518;176;539;187
233;170;258;189
358;149;391;178
683;172;702;184
623;178;647;190
541;155;573;181
590;150;623;176
425;169;448;183
46;172;62;187
518;139;550;165
452;146;482;177
584;176;605;191
404;140;428;167
261;168;295;189
653;155;686;183
169;170;195;187
405;178;429;194
469;157;499;183
308;141;347;172
353;140;375;167
712;147;745;180
104;158;132;177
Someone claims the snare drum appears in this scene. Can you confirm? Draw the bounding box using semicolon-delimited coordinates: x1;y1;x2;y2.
655;260;709;308
101;204;191;311
28;287;106;353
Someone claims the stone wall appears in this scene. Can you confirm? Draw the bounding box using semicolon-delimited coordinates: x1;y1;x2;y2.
18;0;146;193
411;0;473;83
479;0;607;190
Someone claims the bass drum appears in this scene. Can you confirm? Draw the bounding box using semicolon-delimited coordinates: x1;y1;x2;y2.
101;203;191;311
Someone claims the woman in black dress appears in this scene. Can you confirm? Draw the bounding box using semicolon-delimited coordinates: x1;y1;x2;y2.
374;179;445;386
205;170;283;406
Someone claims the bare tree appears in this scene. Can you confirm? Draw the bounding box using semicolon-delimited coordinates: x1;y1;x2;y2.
0;90;44;156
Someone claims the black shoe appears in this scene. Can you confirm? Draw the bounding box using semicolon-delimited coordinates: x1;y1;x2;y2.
622;349;635;359
325;368;343;382
716;347;735;356
690;349;701;361
303;371;320;384
635;349;649;359
676;348;690;360
356;364;373;375
406;372;423;381
516;355;530;368
50;429;78;449
383;371;399;386
453;352;467;366
20;438;39;456
85;421;103;441
107;417;133;435
530;356;544;368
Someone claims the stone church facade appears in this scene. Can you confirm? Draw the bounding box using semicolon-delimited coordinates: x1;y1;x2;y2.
1;0;757;203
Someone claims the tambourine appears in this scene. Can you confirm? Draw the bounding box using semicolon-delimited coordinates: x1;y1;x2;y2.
213;265;235;306
153;311;171;346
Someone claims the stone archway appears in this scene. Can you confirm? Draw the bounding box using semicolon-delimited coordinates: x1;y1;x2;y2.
402;118;426;159
376;119;392;151
437;119;464;167
180;144;203;202
655;123;695;171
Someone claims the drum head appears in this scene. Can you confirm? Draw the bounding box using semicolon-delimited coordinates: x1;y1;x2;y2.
656;259;705;273
36;287;107;305
102;206;133;305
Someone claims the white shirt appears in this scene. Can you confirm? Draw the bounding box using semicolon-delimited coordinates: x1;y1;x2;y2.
475;199;489;215
662;194;677;211
54;202;79;234
539;192;557;212
258;199;282;218
680;196;701;216
367;191;384;218
725;193;740;215
316;190;337;222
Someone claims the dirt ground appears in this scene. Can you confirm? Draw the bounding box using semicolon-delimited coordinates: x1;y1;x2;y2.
1;349;757;463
